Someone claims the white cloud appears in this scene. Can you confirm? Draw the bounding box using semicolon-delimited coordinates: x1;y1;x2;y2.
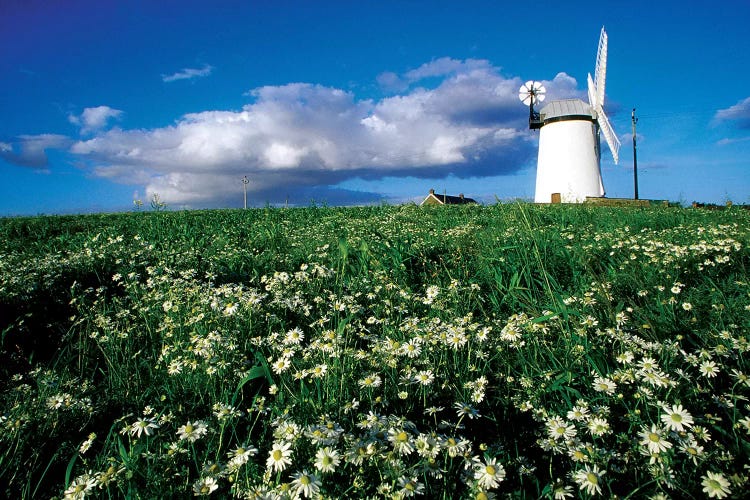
405;57;492;82
378;57;493;93
717;135;750;146
264;143;309;168
162;64;213;82
0;134;72;168
376;71;407;93
67;59;587;207
69;106;124;134
714;96;750;129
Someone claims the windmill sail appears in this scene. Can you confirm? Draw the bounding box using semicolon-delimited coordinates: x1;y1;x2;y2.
588;27;620;164
594;27;607;107
598;108;620;164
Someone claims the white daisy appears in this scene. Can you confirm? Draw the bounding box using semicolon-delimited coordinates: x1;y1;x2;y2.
397;476;424;497
678;436;704;464
587;417;611;437
63;472;97;500
413;369;435;386
660;404;694;432
592;376;617;395
572;464;605;496
314;446;341;473
401;338;422;358
388;427;415;455
639;424;672;454
192;476;218;496
701;471;732;499
177;420;208;442
567;405;590;422
284;327;305;345
454;401;480;420
699;360;719;378
266;441;293;473
227;444;258;468
358;373;382;389
271;357;291;375
129;418;159;438
290;470;320;498
546;416;577;441
473;457;506;490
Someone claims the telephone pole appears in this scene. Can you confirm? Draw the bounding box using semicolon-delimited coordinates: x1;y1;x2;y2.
242;176;249;209
631;109;639;200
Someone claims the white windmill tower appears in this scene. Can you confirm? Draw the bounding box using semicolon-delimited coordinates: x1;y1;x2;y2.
521;27;621;203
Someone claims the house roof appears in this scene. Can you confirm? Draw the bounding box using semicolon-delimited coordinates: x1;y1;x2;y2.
420;189;477;205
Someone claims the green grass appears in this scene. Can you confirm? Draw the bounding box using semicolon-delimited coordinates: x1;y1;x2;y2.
1;203;749;498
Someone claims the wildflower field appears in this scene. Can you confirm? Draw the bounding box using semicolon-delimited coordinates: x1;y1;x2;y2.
1;203;749;499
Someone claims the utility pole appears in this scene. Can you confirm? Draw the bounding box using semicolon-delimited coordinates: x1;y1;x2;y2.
242;176;249;209
631;109;639;200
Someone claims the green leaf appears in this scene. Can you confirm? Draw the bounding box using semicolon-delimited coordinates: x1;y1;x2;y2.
64;451;78;488
118;437;129;464
231;352;273;406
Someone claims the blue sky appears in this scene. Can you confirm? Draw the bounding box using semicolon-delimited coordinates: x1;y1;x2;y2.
1;0;749;215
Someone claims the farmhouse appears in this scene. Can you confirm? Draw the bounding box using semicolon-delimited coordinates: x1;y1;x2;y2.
420;189;477;206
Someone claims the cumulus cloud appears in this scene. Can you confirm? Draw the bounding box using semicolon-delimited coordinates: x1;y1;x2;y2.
0;134;72;169
69;106;124;134
378;57;494;93
405;57;492;82
714;96;750;129
65;59;583;206
162;64;213;82
376;71;408;93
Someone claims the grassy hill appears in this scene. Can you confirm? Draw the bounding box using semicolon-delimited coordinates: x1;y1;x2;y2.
1;203;749;498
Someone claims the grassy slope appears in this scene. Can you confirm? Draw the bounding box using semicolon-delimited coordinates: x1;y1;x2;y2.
1;204;748;498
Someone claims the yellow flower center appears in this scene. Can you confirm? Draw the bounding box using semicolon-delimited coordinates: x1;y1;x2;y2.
586;472;598;484
485;465;496;476
273;450;283;461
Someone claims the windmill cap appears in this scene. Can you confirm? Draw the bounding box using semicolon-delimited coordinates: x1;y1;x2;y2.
538;99;595;125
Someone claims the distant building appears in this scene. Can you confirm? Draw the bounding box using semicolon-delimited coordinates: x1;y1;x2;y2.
420;189;477;206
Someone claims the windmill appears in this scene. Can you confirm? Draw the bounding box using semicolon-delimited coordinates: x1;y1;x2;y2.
521;27;621;203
